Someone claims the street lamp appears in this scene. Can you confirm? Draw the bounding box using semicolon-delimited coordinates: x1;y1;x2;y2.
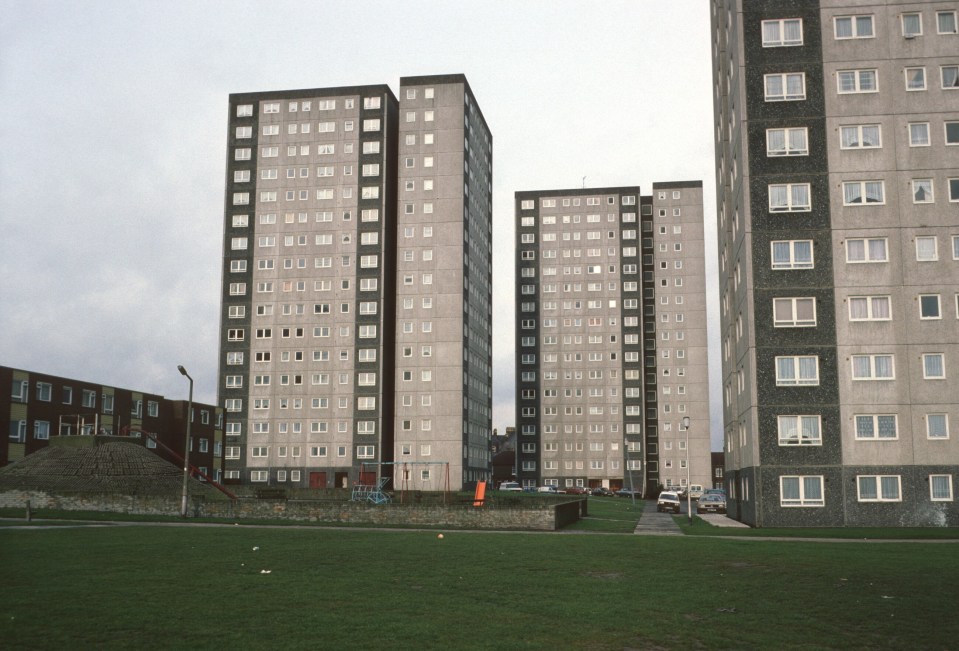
682;416;691;524
624;437;636;508
178;365;193;518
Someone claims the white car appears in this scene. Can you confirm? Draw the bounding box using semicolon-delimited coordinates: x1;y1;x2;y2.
499;481;522;492
536;486;558;493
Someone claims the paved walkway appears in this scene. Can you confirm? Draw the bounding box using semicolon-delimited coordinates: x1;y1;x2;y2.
633;504;683;536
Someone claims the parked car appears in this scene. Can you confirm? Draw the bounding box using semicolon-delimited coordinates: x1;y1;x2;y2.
591;487;615;497
704;488;726;498
498;481;522;492
696;493;727;514
537;486;558;493
687;484;705;500
564;486;589;495
657;491;682;513
615;488;642;498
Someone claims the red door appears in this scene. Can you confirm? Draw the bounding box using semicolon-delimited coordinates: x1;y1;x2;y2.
309;472;327;488
358;471;376;485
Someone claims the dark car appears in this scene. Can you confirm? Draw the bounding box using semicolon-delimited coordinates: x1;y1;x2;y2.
656;491;681;513
615;488;642;498
696;493;727;514
565;486;589;495
591;487;615;497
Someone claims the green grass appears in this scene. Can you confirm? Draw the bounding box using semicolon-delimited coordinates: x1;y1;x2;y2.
2;524;958;650
565;496;643;532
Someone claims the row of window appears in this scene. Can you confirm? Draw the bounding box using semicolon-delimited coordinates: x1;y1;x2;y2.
767;179;959;212
766;67;959;102
774;352;950;385
777;412;951;444
237;97;380;116
769;236;959;270
779;474;953;506
230;210;378;228
768;291;959;328
763;12;958;48
520;195;640;210
768;122;959;158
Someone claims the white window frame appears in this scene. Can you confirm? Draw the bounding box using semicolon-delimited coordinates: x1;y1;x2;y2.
926;414;949;439
766;127;808;156
854;414;898;440
842;181;885;205
840;124;881;150
848;295;891;321
837;69;878;94
930;475;954;501
851;354;895;380
775;355;820;386
768;183;811;212
857;475;901;502
834;15;874;39
912;179;934;204
846;238;888;263
773;297;817;327
780;475;825;507
922;353;945;379
771;239;814;270
777;415;822;446
905;67;926;91
764;73;806;101
941;65;959;90
762;18;803;47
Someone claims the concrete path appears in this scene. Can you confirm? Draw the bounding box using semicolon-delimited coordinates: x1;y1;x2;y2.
698;512;750;528
633;503;683;536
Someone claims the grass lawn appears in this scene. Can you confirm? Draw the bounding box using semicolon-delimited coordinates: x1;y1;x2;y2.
2;524;958;650
565;496;643;533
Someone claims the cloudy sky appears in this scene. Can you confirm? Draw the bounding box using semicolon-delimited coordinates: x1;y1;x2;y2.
0;0;720;446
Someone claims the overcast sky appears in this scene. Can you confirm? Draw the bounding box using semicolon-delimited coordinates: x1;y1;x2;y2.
0;0;720;446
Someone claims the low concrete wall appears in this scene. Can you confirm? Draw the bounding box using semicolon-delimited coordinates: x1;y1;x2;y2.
0;489;586;531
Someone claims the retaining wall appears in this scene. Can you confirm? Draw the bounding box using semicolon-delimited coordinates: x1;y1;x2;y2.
0;489;586;531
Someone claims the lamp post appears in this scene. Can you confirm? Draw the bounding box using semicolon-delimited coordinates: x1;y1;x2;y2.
682;416;691;524
624;438;636;508
178;365;193;518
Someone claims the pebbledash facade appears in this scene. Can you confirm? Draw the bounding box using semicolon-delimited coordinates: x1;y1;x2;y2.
713;1;959;526
514;183;710;495
218;75;492;491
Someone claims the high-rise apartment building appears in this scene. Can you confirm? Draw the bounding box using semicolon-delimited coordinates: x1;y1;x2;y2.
218;75;492;491
394;76;493;490
713;1;959;526
514;183;710;494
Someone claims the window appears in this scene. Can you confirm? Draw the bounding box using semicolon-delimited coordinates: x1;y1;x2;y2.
912;179;934;203
773;297;816;327
780;476;824;507
937;11;957;34
766;127;808;156
952;178;959;202
901;13;922;37
771;240;814;269
843;181;884;205
905;67;926;91
940;65;959;89
920;294;941;319
777;415;822;445
911;237;938;264
855;414;898;439
33;421;50;440
849;295;891;321
846;238;888;263
834;15;874;39
946;121;959;145
851;354;895;380
922;353;945;379
768;183;811;211
909;122;930;147
764;73;805;101
762;18;803;46
857;476;901;502
236;104;253;117
927;414;949;439
840;124;881;149
931;475;954;501
36;382;52;401
775;356;819;385
837;69;878;93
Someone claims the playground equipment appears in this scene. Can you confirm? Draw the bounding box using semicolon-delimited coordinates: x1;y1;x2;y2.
351;476;392;504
